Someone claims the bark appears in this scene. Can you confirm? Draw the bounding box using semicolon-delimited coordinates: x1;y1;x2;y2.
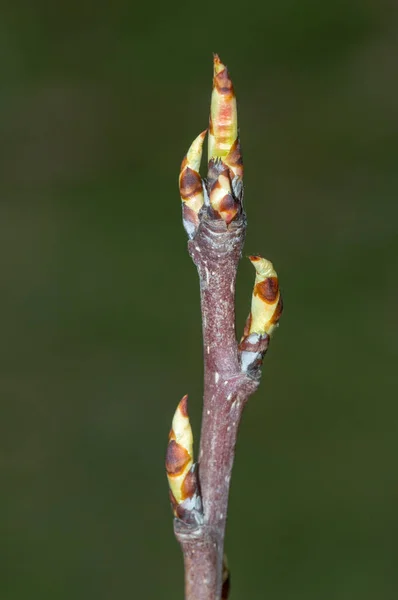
173;212;260;599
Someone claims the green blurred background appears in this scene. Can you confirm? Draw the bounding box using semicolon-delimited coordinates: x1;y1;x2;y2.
2;1;398;598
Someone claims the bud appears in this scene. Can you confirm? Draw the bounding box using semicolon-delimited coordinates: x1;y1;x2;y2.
207;54;243;224
179;130;207;238
165;395;203;524
247;255;283;337
208;166;239;224
239;256;283;373
178;55;244;235
208;54;238;163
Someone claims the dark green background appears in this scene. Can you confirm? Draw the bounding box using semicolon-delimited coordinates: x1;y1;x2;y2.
2;1;398;598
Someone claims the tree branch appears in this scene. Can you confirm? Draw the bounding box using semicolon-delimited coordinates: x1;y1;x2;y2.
166;54;282;600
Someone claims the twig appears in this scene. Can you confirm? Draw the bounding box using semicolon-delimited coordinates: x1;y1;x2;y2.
166;54;283;600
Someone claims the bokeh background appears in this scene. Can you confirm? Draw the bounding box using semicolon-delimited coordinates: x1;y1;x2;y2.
2;1;398;598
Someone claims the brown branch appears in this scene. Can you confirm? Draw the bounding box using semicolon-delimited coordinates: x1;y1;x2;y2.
167;55;282;600
175;214;260;599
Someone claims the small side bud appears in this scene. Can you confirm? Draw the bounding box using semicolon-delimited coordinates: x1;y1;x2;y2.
247;255;282;336
239;255;283;373
165;395;203;524
209;166;240;224
179;130;207;238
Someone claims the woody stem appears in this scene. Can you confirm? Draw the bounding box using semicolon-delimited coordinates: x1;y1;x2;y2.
173;213;259;599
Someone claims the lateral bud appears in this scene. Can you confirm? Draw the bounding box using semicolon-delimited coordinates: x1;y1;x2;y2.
239;255;283;373
165;395;203;525
208;165;241;224
179;130;207;238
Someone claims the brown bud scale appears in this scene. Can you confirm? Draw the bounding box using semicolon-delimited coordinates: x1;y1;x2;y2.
180;166;203;201
224;137;244;180
254;276;279;303
181;467;198;501
165;440;191;477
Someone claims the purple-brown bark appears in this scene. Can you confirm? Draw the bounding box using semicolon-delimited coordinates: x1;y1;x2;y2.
173;213;260;599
